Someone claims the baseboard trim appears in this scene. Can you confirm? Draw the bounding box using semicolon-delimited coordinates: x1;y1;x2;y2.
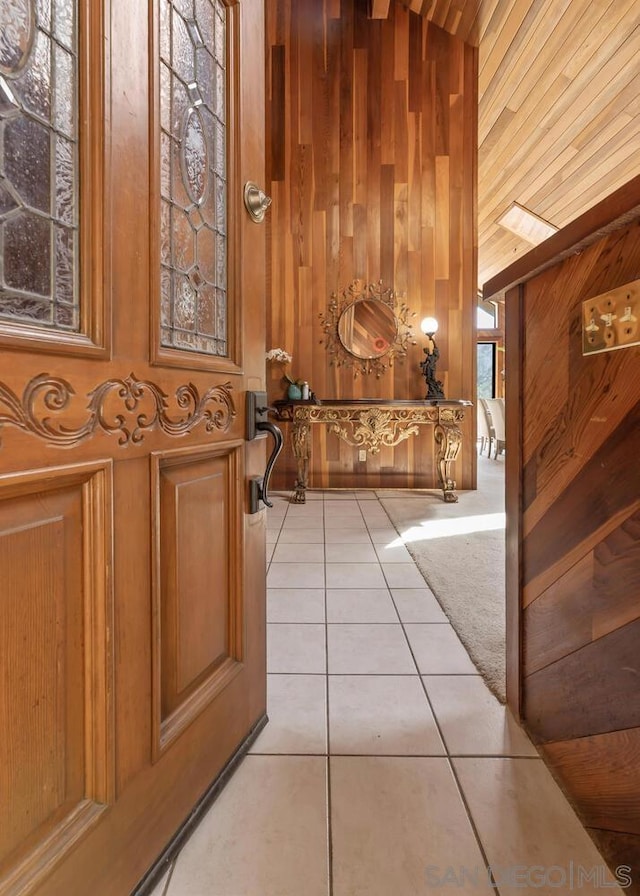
131;713;269;895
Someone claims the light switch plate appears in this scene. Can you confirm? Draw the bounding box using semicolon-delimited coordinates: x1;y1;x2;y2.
582;278;639;355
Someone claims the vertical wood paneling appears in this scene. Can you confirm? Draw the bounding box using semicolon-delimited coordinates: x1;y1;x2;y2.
266;0;477;491
394;1;640;307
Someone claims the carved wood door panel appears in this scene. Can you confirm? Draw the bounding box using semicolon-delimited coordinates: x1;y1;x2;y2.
0;1;267;894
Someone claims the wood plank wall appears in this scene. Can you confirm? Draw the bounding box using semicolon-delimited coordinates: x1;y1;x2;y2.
265;0;477;491
513;219;640;887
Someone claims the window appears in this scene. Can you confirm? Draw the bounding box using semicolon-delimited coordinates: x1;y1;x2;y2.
477;342;496;398
477;303;496;329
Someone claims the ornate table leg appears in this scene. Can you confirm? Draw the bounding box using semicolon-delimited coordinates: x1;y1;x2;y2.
290;419;310;503
434;421;463;502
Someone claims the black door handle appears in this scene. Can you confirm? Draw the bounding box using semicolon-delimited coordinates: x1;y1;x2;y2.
247;391;284;512
253;418;283;509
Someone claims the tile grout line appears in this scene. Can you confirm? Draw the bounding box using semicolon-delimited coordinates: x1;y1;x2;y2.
269;491;513;895
268;670;484;676
374;492;506;896
322;495;335;896
444;758;505;896
268;620;450;624
275;492;333;896
241;750;542;760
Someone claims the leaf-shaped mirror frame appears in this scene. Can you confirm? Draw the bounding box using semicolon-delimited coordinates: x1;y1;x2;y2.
319;280;416;377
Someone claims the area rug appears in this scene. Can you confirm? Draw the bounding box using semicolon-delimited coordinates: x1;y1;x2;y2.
378;456;506;702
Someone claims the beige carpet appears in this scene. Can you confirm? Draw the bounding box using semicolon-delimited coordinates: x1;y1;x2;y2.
378;455;506;702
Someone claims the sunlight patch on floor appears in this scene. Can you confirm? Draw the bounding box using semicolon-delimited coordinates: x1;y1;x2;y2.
387;512;506;546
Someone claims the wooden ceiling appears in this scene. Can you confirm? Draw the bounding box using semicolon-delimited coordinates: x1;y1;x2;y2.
397;0;640;288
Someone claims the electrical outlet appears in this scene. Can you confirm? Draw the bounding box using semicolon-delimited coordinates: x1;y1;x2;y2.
358;450;367;462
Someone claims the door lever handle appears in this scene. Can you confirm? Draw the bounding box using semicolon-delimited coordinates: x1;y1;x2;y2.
247;391;284;513
253;418;283;509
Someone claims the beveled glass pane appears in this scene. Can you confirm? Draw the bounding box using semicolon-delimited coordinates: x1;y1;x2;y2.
53;44;74;137
13;28;51;120
54;0;74;51
55;135;74;224
213;116;225;175
0;75;20;117
174;275;196;330
159;0;170;62
215;233;225;288
55;224;75;306
4;212;51;296
171;133;191;210
54;301;74;327
173;209;195;272
215;288;226;354
214;172;225;232
186;19;204;49
172;9;194;86
171;72;189;140
4;116;51;212
197;285;215;335
0;295;50;323
0;0;79;332
160;132;171;199
188;206;204;231
172;327;198;352
195;226;214;281
195;0;214;49
160;267;172;328
174;0;193;18
160;200;172;266
0;0;36;76
181;107;208;205
160;0;227;357
36;0;52;31
160;62;171;133
0;182;19;215
214;5;225;61
214;63;224;122
195;46;214;111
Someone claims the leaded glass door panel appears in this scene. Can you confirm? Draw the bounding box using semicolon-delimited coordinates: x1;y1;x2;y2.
0;0;267;893
0;0;107;354
152;0;240;371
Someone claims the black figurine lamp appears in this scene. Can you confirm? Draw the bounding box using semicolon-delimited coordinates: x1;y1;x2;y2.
419;316;445;400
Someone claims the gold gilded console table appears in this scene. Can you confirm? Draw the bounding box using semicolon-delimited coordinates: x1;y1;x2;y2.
272;399;472;504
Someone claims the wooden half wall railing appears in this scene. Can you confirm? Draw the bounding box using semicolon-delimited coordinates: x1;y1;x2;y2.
485;176;640;889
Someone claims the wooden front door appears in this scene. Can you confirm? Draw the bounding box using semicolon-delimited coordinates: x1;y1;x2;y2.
0;1;267;893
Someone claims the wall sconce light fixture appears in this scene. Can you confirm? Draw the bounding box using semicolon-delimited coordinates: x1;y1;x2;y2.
419;316;445;400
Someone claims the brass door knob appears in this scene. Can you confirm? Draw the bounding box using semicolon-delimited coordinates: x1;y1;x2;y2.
243;181;272;223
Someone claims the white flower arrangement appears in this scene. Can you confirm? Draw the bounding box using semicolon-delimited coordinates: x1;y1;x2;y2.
265;347;304;386
265;348;292;364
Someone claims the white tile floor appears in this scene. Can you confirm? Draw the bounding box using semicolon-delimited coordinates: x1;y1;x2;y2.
152;487;623;896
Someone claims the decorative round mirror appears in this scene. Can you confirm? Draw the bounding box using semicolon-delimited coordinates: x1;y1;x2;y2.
319;280;416;377
337;299;398;359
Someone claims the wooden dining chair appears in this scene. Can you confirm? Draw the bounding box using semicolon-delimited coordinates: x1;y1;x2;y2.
484;397;505;458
